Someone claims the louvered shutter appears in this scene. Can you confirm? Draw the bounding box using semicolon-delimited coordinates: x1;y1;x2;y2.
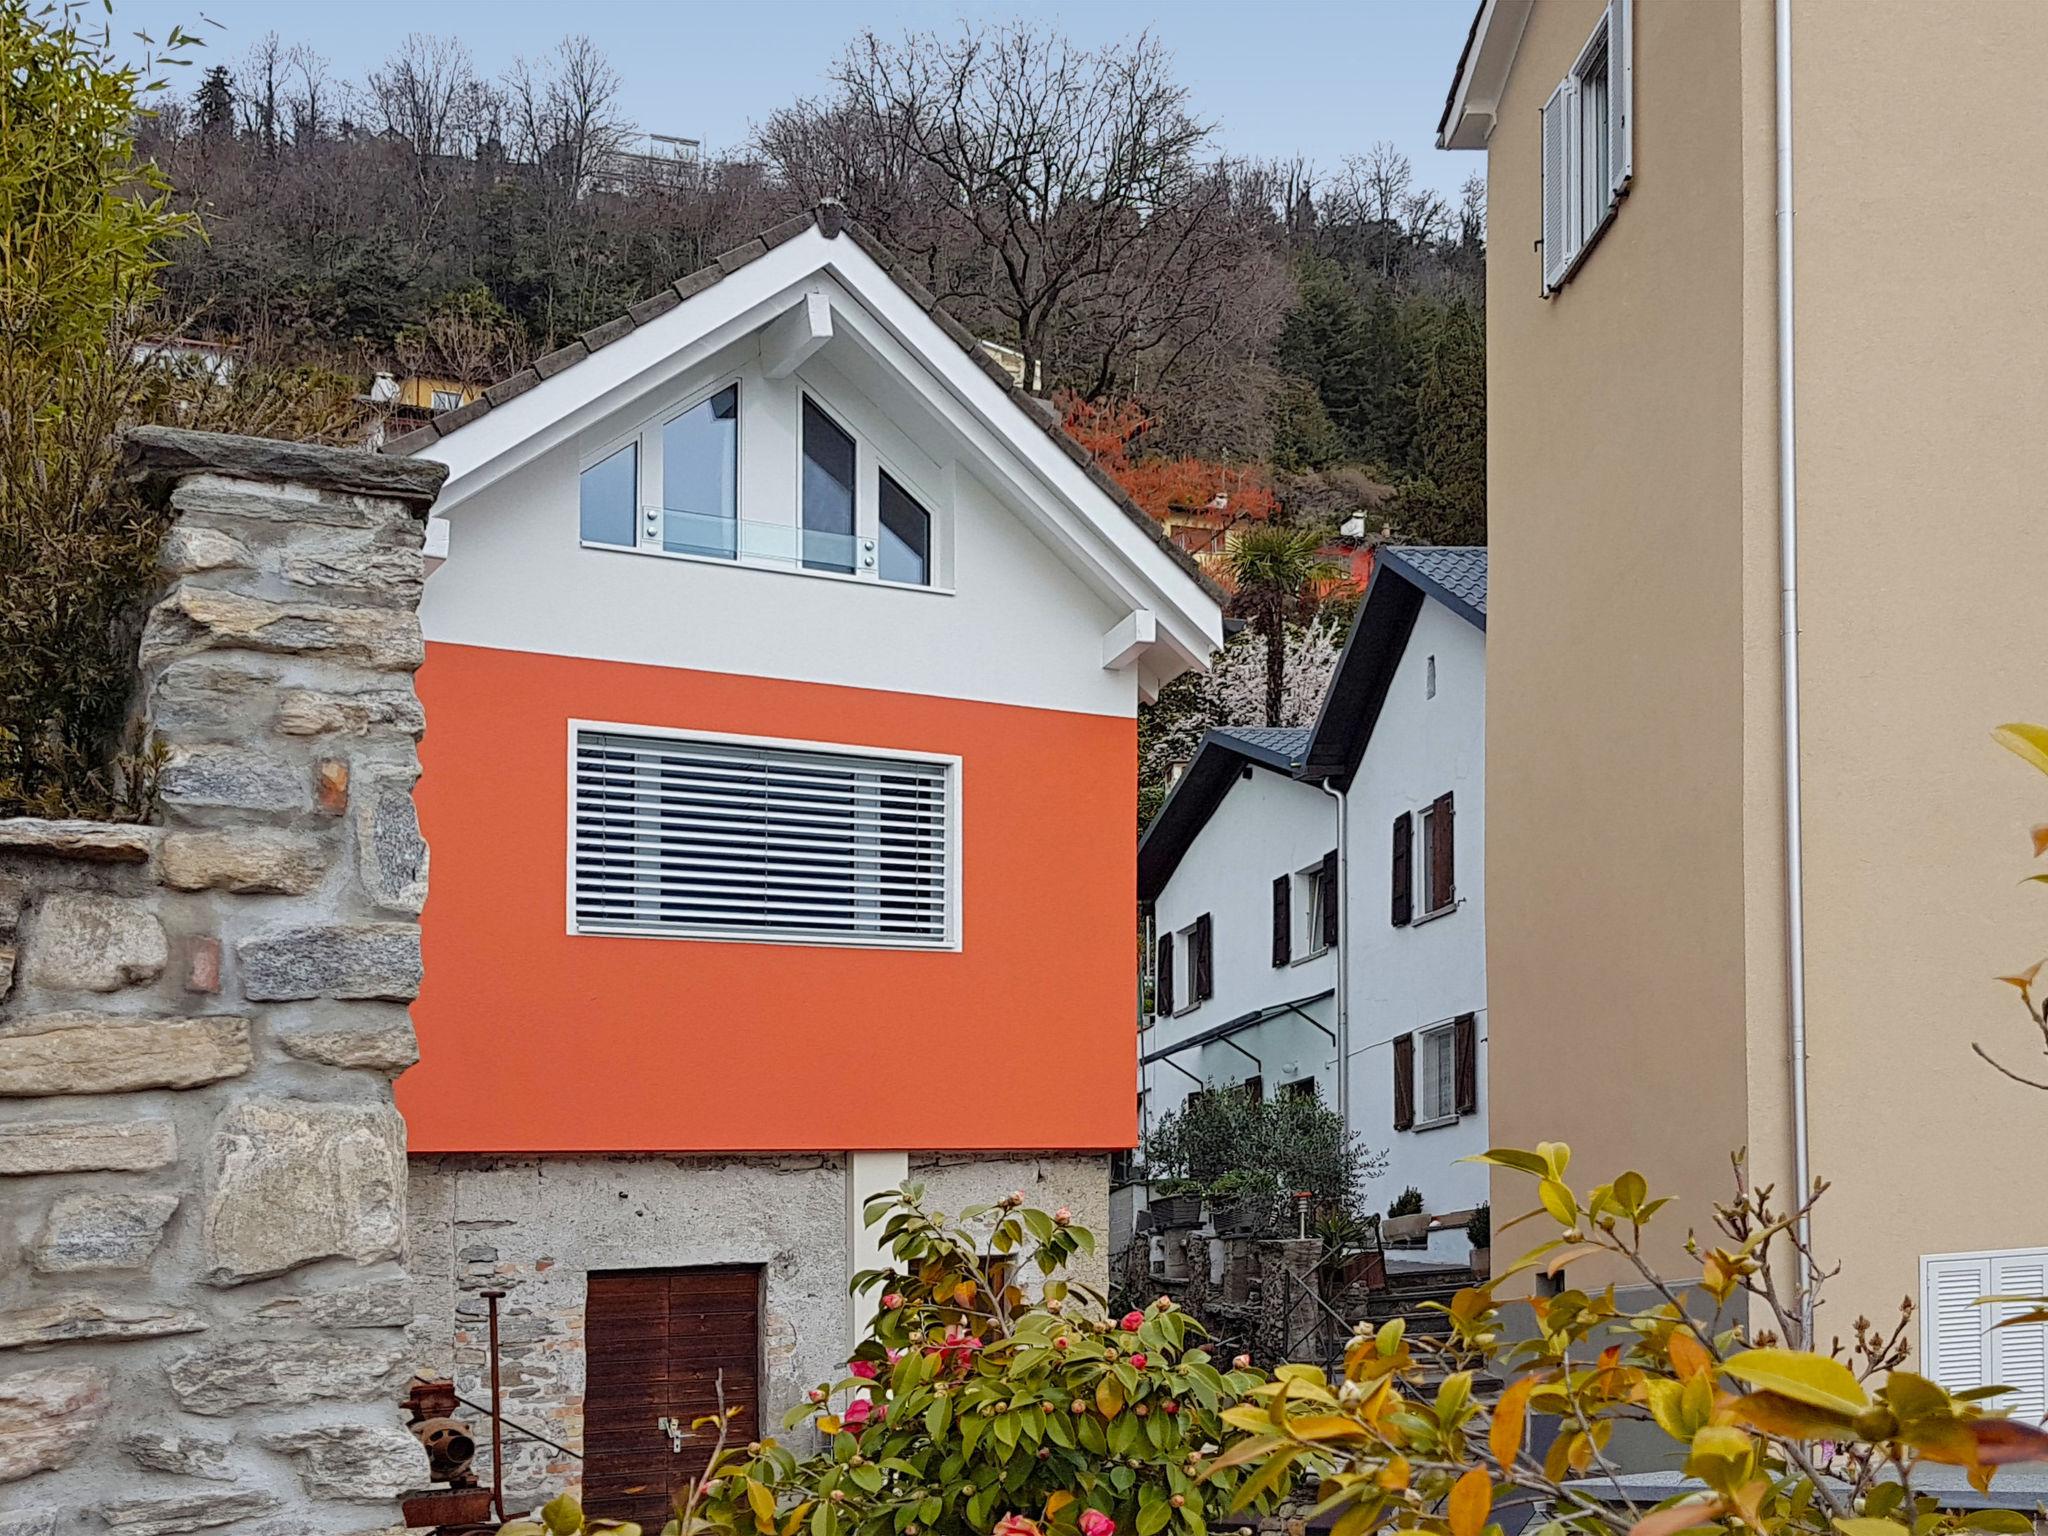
572;730;952;946
1992;1252;2048;1421
1924;1255;1993;1397
1430;793;1456;912
1392;1033;1415;1131
1272;875;1291;967
1320;848;1340;950
1609;0;1634;198
1453;1014;1478;1116
1156;933;1175;1018
1193;913;1215;1002
1541;81;1571;292
1391;813;1413;927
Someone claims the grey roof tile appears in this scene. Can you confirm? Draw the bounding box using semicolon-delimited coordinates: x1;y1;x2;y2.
1383;545;1487;616
1213;725;1313;764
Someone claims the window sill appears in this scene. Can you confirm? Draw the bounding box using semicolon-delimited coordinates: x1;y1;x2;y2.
578;538;955;596
1409;1113;1462;1134
1544;198;1623;297
1289;946;1330;967
572;921;960;953
1410;900;1462;928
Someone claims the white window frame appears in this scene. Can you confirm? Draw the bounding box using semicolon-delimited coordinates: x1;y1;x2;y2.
1414;796;1456;922
1415;1019;1460;1128
1540;0;1633;294
797;382;949;592
1293;861;1330;962
1920;1247;2048;1421
578;371;745;557
565;720;963;952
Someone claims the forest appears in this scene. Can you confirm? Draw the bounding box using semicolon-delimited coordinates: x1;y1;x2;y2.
141;22;1486;549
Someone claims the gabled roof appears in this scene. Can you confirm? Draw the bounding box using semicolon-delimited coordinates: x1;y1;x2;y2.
1302;547;1487;784
1137;726;1320;903
386;202;1224;622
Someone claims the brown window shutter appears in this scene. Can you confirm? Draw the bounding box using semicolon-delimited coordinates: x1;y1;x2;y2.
1430;792;1456;912
1391;813;1413;927
1392;1033;1415;1130
1156;932;1174;1017
1193;913;1214;1001
1241;1074;1263;1104
1319;848;1339;950
1453;1013;1478;1116
1272;874;1291;967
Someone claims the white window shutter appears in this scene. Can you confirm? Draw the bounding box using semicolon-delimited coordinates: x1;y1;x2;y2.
1991;1252;2048;1421
1540;81;1570;292
1609;0;1634;199
1923;1254;1994;1396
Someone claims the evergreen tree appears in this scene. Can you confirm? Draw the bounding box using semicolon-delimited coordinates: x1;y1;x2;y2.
1275;257;1372;453
195;65;233;139
1402;300;1486;543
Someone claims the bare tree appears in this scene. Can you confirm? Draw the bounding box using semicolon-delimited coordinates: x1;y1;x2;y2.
759;21;1270;401
369;34;478;168
504;35;631;202
234;32;286;153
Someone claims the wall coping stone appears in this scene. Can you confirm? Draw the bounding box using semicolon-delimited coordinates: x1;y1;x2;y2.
0;819;157;862
122;426;448;510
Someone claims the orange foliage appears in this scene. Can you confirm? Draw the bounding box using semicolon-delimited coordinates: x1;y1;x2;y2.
1058;394;1279;528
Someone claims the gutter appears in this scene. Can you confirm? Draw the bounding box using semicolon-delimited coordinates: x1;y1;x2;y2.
1775;0;1816;1335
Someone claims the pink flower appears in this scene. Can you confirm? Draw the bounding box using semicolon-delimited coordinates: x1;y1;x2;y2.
886;1348;903;1363
994;1518;1041;1536
848;1359;877;1380
882;1293;904;1310
841;1398;873;1430
938;1326;982;1372
1054;1206;1072;1225
1120;1311;1145;1331
1079;1511;1116;1536
1129;1353;1147;1369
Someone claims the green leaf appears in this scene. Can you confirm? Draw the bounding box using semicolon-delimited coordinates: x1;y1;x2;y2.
543;1493;586;1536
924;1397;951;1440
1720;1348;1869;1416
1138;1503;1174;1536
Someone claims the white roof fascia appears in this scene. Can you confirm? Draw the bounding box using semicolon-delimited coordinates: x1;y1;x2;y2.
1439;0;1537;150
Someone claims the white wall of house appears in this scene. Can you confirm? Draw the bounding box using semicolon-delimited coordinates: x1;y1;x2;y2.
1142;765;1340;1125
419;325;1137;719
1342;597;1489;1264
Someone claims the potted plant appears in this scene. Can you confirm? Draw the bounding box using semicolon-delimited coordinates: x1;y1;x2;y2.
1465;1201;1490;1276
1149;1176;1206;1230
1382;1185;1429;1246
1207;1168;1282;1234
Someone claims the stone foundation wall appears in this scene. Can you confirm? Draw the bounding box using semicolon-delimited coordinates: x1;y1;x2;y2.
0;428;445;1536
404;1151;1109;1515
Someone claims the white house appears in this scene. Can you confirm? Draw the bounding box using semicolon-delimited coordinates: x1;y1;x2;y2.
1137;725;1342;1124
1130;547;1489;1269
1303;547;1489;1264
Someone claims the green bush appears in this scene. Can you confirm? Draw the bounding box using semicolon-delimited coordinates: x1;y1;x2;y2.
1385;1186;1422;1219
677;1188;1278;1536
1143;1085;1382;1219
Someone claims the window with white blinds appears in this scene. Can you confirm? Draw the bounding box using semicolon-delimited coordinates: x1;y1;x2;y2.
1539;0;1633;294
571;728;956;947
1921;1248;2048;1422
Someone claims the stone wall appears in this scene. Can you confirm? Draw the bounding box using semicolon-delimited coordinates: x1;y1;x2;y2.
0;427;446;1536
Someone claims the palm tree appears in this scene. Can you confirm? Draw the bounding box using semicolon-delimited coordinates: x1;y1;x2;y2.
1220;523;1345;726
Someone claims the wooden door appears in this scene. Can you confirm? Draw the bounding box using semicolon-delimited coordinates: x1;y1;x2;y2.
582;1266;762;1528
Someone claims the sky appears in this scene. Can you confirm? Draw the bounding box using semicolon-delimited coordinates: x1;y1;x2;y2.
111;0;1481;200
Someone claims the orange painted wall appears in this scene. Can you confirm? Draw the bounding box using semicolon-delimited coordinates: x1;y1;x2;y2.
400;642;1139;1154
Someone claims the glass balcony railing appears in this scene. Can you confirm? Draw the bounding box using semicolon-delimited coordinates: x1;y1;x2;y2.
647;506;874;576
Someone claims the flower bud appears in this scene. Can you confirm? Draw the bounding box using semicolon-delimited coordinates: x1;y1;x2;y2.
1055;1336;1070;1350
808;1388;827;1403
1232;1353;1252;1370
1162;1400;1180;1414
1171;1496;1186;1509
829;1491;846;1504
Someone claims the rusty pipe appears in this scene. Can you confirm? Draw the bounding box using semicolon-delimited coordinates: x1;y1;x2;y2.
482;1288;507;1522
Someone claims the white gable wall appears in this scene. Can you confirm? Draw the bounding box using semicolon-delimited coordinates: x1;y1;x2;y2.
1143;767;1340;1126
1342;597;1489;1260
419;331;1136;718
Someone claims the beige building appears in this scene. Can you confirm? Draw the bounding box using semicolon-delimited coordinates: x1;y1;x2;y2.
1443;0;2048;1403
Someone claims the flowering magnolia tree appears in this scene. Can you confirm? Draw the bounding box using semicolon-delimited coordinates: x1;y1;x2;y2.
1206;1144;2048;1536
677;1188;1275;1536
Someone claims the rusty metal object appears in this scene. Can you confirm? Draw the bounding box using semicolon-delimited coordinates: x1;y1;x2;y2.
411;1417;477;1485
399;1486;495;1528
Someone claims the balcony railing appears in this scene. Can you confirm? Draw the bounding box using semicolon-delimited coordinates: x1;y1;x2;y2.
644;506;875;576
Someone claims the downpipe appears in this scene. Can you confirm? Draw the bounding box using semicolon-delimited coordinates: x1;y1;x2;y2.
1775;0;1816;1339
1321;780;1350;1129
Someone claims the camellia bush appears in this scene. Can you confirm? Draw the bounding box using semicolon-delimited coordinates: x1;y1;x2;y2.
673;1188;1274;1536
1207;1143;2048;1536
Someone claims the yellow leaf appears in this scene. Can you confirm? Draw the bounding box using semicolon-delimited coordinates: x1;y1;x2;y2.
1629;1499;1726;1536
1719;1348;1869;1417
781;1504;814;1536
1288;1414;1371;1443
1994;724;2048;777
1644;1380;1689;1441
1490;1376;1533;1467
2031;825;2048;859
1096;1373;1125;1419
1997;962;2043;996
1833;1521;1912;1536
1731;1391;1859;1441
1447;1468;1491;1536
816;1415;841;1436
1045;1493;1076;1519
1377;1455;1411;1490
1538;1179;1577;1226
1667;1329;1712;1382
746;1480;777;1526
544;1493;587;1536
954;1279;977;1306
